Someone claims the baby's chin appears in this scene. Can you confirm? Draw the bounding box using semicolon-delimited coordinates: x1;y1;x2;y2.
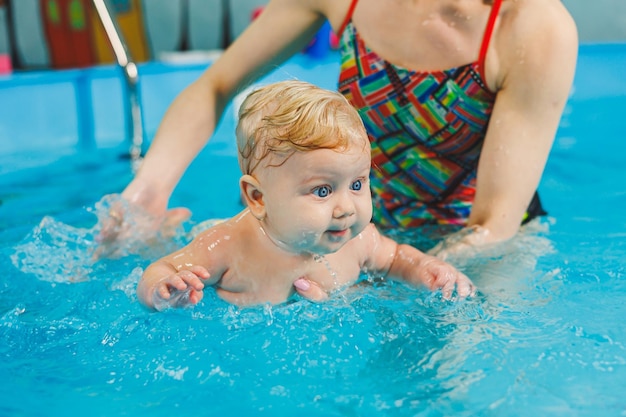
284;240;342;257
306;231;356;255
282;225;365;256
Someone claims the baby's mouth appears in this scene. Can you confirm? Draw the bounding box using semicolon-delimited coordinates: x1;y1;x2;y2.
326;229;349;240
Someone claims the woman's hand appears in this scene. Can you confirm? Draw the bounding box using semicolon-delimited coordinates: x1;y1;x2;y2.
93;194;191;259
428;225;491;261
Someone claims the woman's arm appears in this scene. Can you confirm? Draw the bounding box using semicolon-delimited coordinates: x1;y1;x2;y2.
434;0;578;257
122;0;331;218
95;0;336;250
471;0;578;240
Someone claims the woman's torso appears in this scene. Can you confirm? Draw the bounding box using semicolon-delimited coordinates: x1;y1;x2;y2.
335;0;500;227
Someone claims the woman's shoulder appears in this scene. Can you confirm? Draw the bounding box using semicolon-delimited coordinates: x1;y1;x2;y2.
500;0;577;43
493;0;578;81
276;0;354;30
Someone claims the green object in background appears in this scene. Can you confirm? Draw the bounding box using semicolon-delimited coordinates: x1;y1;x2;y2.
47;0;60;25
68;0;86;30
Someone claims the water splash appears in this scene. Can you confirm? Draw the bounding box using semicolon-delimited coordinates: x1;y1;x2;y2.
10;194;186;283
11;215;98;282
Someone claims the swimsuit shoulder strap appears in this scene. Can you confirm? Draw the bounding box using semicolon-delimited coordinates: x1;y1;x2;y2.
478;0;503;77
337;0;359;38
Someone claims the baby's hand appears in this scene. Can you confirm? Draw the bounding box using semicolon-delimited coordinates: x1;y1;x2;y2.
415;255;475;299
152;265;210;311
293;277;329;302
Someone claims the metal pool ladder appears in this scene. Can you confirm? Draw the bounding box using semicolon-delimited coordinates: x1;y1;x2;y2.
91;0;144;172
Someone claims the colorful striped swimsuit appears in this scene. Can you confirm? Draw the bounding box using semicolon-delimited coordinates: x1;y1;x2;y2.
338;0;508;228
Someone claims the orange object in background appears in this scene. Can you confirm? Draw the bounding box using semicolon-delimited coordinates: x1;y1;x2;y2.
40;0;149;69
90;0;149;65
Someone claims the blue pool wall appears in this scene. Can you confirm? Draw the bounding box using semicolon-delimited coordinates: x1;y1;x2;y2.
1;43;625;158
0;51;341;159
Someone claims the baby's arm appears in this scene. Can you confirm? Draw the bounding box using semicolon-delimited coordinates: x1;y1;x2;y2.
137;229;226;310
363;225;475;299
387;244;475;299
294;224;475;301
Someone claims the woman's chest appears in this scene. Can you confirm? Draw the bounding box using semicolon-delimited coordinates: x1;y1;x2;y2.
348;0;490;71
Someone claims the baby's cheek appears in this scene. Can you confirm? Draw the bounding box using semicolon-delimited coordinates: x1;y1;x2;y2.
359;198;373;223
354;211;372;236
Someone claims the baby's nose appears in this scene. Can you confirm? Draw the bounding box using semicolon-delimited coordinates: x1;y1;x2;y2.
333;194;356;218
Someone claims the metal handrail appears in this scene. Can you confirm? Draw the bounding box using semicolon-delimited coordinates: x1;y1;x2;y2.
91;0;144;172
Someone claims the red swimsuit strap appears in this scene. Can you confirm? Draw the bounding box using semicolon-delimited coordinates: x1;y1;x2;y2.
338;0;501;80
337;0;359;38
478;0;503;80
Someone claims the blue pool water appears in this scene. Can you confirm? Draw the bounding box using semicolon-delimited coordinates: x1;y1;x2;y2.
1;45;626;416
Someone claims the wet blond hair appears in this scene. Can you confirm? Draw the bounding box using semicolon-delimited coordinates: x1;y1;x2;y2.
236;80;367;175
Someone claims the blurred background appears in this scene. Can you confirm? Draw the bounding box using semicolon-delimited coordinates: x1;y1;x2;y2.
0;0;624;160
0;0;624;72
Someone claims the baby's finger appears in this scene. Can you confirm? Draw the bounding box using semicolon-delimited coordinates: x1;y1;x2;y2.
177;270;205;291
152;277;193;311
427;264;452;290
441;277;455;300
187;265;211;280
456;275;476;298
156;282;175;300
188;289;204;305
294;277;329;302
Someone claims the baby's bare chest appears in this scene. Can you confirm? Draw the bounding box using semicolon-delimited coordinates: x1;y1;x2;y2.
215;255;363;305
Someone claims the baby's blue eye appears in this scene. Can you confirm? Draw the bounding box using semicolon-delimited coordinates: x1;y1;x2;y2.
351;179;362;191
313;185;332;198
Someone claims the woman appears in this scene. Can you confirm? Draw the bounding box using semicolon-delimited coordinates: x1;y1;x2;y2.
111;0;577;256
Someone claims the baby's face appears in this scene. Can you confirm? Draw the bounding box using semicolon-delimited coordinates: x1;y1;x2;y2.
257;139;372;256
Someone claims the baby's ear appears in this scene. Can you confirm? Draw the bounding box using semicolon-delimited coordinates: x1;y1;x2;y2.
240;175;266;220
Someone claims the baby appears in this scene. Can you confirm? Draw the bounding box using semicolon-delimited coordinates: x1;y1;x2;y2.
137;80;475;310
